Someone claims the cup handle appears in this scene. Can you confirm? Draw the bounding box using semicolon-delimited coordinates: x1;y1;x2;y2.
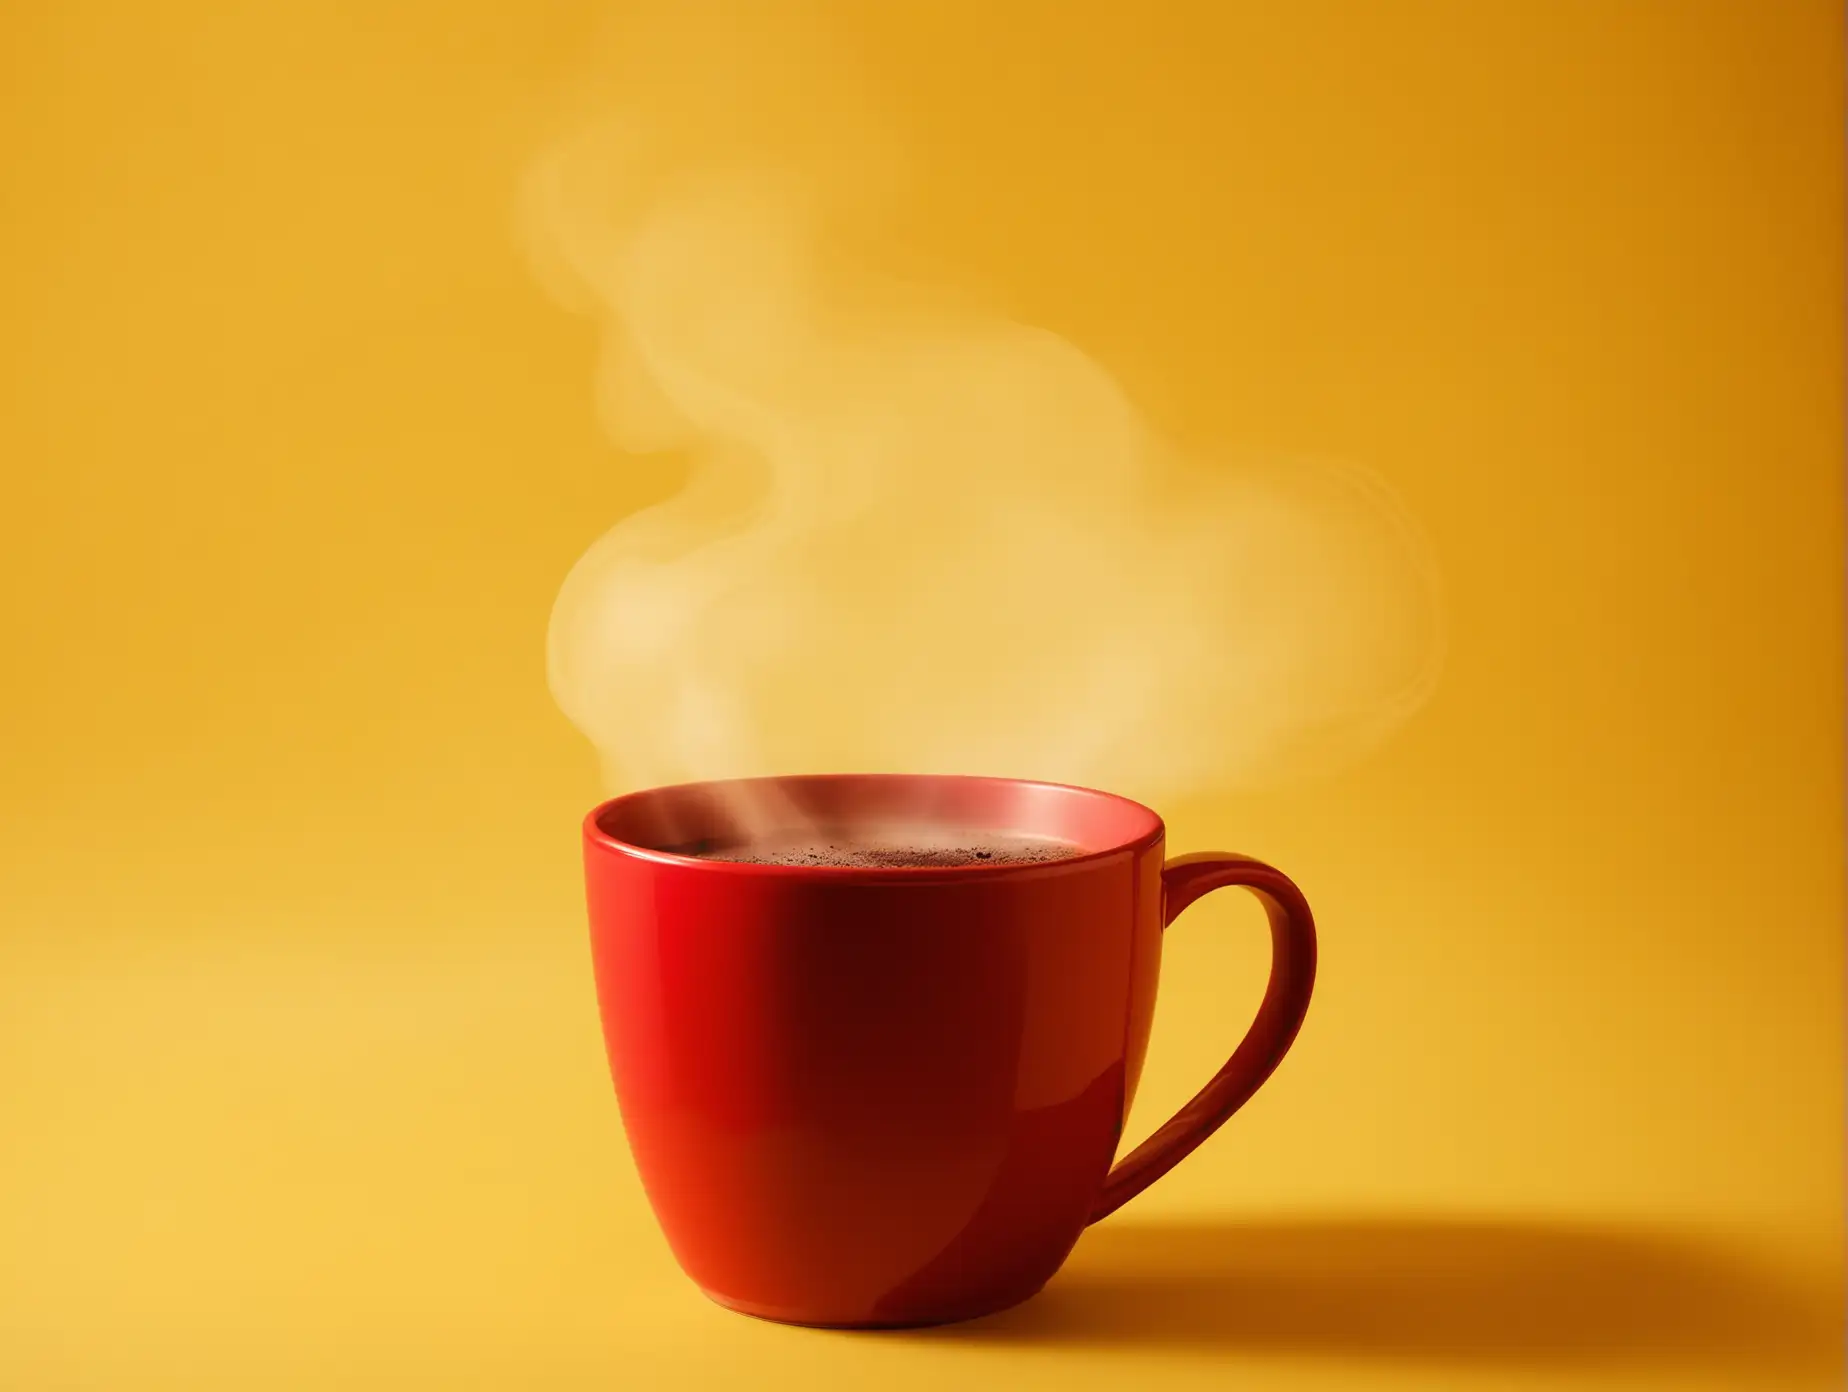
1087;851;1319;1224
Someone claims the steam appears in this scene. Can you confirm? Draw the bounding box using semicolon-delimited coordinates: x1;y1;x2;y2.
524;6;1442;809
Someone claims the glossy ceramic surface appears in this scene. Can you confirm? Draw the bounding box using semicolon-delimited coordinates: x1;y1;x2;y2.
583;774;1316;1327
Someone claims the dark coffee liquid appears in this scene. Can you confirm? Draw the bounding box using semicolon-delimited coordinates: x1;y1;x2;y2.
680;831;1083;869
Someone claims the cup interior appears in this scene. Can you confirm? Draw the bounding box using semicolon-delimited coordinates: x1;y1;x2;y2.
589;773;1162;867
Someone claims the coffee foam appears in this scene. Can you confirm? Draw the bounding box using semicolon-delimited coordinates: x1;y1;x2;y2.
681;830;1081;868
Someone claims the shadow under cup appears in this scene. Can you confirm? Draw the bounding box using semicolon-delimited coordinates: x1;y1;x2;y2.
581;774;1310;1328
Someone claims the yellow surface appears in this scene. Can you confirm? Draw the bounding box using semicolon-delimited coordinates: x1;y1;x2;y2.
1;3;1840;1390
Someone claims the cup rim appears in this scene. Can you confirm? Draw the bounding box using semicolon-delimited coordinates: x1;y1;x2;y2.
583;772;1165;880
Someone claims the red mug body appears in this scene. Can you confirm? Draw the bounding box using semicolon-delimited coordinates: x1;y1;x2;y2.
583;773;1315;1327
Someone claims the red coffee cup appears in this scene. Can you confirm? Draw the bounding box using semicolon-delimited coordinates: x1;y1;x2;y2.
583;773;1316;1327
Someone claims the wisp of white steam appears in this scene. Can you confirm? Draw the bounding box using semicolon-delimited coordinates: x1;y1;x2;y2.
521;8;1443;818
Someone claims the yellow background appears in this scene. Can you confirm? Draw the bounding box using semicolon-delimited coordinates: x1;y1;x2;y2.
1;2;1840;1390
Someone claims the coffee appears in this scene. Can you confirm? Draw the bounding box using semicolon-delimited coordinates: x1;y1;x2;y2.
679;830;1083;869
